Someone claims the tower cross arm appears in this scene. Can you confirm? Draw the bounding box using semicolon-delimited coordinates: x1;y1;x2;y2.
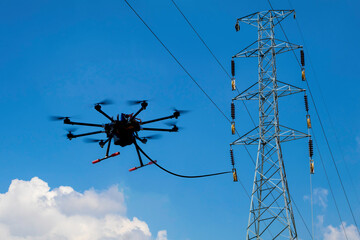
233;39;302;58
232;125;309;145
233;81;305;101
236;10;295;28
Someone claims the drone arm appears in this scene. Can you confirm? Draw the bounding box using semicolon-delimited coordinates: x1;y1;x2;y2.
131;107;144;120
140;115;175;125
65;121;103;127
141;127;177;132
70;131;105;139
131;102;148;120
95;105;113;122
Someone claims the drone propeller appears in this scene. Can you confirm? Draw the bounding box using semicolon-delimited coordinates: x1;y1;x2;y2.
172;108;190;114
127;99;149;106
84;138;104;143
65;127;77;132
142;134;161;140
94;99;113;106
49;116;72;121
64;127;78;140
165;121;177;127
172;108;189;119
165;121;182;131
84;138;107;148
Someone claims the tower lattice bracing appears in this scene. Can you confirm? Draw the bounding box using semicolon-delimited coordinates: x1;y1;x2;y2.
231;10;308;240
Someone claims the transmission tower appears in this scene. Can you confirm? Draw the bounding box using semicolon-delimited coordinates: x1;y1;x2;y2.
230;10;308;240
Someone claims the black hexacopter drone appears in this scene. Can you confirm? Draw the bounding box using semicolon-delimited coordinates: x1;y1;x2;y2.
52;100;186;171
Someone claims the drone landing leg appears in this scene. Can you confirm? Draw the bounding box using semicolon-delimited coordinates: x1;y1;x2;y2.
92;152;120;164
134;142;144;166
129;141;156;172
92;136;120;164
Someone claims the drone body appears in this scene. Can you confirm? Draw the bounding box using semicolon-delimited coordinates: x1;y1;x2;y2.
53;100;183;171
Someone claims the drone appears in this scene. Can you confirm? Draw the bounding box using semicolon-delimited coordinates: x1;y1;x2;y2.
51;100;186;171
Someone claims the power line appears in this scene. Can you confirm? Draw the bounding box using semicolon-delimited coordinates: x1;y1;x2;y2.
288;0;360;206
266;0;360;236
170;0;231;79
124;0;230;123
169;0;257;127
312;129;350;240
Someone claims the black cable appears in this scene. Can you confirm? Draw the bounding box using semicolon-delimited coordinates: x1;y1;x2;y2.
152;161;231;178
124;0;230;123
137;144;232;178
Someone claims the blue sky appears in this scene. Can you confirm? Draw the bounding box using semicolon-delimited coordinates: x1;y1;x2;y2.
0;0;359;239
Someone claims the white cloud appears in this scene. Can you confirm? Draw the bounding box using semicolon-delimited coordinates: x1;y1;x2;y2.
0;177;167;240
156;230;167;240
304;187;329;209
323;222;360;240
313;188;329;209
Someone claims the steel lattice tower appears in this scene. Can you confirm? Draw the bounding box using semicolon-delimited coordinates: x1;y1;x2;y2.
230;10;308;240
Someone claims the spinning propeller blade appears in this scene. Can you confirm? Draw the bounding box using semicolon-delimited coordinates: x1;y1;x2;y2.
65;127;78;133
127;99;149;106
84;138;104;143
172;108;190;114
49;116;72;121
64;127;77;140
164;121;182;131
142;134;161;140
95;99;113;106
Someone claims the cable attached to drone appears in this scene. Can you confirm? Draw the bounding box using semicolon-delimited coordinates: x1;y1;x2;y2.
137;145;232;178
